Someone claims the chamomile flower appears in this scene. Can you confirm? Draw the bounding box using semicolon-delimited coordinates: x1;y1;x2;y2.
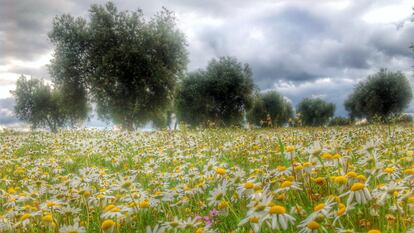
378;166;400;180
101;204;126;219
274;166;292;177
298;220;323;233
265;204;295;230
162;216;184;231
333;203;355;225
237;180;257;197
146;224;166;233
344;182;372;206
59;222;86;233
207;181;228;206
181;217;200;229
301;199;334;224
101;219;116;233
274;180;301;193
238;213;265;233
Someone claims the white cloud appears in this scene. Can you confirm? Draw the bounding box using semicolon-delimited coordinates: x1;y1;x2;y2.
362;0;413;24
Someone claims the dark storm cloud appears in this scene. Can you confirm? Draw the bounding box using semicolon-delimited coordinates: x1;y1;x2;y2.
0;0;71;61
369;22;414;58
251;62;320;88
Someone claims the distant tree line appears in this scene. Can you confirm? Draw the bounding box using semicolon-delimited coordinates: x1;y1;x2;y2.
11;2;414;131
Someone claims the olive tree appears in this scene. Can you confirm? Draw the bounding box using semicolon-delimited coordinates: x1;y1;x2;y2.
297;98;335;126
49;2;188;130
345;69;412;121
248;91;293;127
12;75;68;132
176;57;255;127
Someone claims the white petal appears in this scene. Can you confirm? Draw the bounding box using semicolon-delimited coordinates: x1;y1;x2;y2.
355;191;362;203
280;215;288;230
272;216;278;230
364;188;372;201
347;192;354;206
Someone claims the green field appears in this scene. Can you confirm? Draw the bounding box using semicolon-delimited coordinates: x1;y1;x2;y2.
0;125;413;233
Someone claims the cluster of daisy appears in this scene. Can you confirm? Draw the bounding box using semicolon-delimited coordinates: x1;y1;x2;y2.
0;125;413;232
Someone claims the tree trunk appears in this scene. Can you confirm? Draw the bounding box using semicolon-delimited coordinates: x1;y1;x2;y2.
122;116;134;131
46;117;58;133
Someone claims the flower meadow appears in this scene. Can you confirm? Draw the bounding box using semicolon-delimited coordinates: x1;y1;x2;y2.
0;125;414;233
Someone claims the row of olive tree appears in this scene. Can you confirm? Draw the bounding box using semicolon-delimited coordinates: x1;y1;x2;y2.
13;65;412;130
175;58;336;128
175;66;413;127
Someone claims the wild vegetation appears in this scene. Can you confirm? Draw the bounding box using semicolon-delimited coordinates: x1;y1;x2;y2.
0;124;413;232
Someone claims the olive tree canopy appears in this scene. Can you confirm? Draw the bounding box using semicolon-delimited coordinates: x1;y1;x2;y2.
297;98;335;126
248;91;293;127
176;57;255;127
49;2;188;130
345;69;412;120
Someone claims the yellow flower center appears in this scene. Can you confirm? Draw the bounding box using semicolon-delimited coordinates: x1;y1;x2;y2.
356;175;366;181
218;200;229;209
47;201;58;207
286;146;295;152
294;165;303;171
281;180;292;188
346;171;357;178
277;166;287;172
254;185;262;191
20;213;30;221
307;221;320;229
351;183;365;191
244;182;254;189
367;230;381;233
42;214;53;222
215;167;226;175
332;153;341;159
104;204;116;212
314;203;325;211
404;169;414;175
101;219;116;231
249;216;259;223
303;162;312;167
315;177;325;185
269;205;286;214
334;176;347;184
337;207;346;216
139;200;150;208
7;187;16;194
321;153;333;159
384;167;394;174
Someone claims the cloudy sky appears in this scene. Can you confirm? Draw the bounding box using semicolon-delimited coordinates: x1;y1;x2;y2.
0;0;413;128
